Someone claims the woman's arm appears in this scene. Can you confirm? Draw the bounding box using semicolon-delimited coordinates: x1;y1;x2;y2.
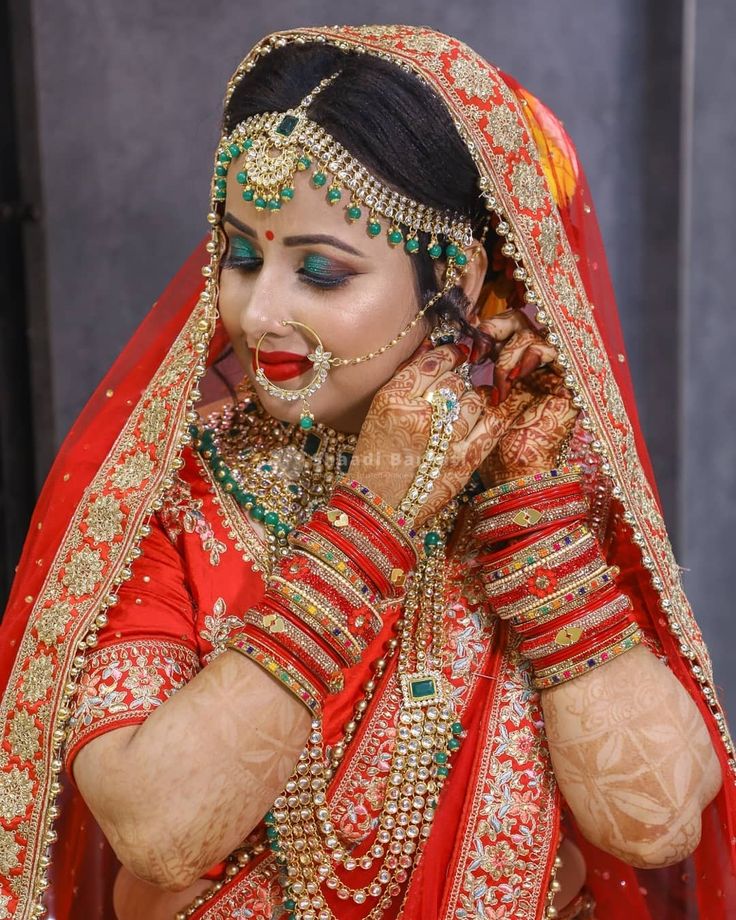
541;644;722;867
73;650;310;891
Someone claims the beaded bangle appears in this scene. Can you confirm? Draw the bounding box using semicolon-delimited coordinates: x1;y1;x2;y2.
519;593;633;659
240;607;341;688
474;494;589;545
510;566;621;625
226;635;325;713
480;523;594;588
335;478;421;559
531;621;643;690
474;465;584;508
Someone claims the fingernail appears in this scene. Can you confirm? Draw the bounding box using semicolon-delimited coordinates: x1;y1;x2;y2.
456;343;471;359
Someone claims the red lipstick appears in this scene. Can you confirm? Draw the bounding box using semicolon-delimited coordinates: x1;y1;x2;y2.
252;350;312;382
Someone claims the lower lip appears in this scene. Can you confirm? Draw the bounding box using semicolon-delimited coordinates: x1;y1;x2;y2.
252;354;312;382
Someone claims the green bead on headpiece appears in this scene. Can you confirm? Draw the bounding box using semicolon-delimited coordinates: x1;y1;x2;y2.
211;71;474;255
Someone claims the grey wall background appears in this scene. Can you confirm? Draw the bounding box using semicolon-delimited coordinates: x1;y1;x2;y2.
20;1;736;715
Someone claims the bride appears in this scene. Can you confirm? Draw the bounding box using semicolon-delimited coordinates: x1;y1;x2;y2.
0;25;733;920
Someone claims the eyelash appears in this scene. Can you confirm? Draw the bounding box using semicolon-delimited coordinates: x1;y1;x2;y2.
222;252;350;290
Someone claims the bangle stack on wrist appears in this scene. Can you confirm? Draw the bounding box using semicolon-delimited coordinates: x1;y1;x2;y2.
227;478;420;713
473;467;642;690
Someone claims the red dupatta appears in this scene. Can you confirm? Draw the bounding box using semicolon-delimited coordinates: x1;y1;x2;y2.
0;24;733;920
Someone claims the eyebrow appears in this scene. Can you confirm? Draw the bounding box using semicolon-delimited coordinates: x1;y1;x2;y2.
223;212;365;258
224;212;257;237
282;234;365;258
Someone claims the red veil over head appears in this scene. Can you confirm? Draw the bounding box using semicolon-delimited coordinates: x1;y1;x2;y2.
0;25;733;920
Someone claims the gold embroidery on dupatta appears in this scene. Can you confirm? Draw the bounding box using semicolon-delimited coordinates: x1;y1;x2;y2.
111;451;155;490
487;104;525;152
448;55;496;101
139;396;169;443
34;602;71;647
0;769;33;822
0;830;20;877
6;713;39;763
0;271;217;913
539;215;559;265
19;656;54;705
61;545;105;597
511;160;548;211
84;494;124;545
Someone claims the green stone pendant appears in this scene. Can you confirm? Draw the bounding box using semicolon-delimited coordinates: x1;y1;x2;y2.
400;670;447;708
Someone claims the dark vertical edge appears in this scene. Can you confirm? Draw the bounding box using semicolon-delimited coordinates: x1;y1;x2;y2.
0;0;53;609
9;0;55;476
677;1;696;560
640;0;685;545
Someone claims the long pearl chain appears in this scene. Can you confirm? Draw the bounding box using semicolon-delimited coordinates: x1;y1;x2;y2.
264;510;464;920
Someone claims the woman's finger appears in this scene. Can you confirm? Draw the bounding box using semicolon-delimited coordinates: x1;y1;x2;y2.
401;343;469;398
420;367;467;402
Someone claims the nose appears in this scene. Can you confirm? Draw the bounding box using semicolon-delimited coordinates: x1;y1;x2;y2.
236;264;292;350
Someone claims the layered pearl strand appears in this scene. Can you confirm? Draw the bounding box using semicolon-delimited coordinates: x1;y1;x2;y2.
264;508;463;920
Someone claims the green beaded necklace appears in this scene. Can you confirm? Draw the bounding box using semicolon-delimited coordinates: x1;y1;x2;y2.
191;398;357;569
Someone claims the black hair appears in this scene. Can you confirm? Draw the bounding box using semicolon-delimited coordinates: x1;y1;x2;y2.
223;43;499;352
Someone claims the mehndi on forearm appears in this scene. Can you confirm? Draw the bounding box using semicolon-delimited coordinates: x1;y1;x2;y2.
470;465;722;865
541;645;722;866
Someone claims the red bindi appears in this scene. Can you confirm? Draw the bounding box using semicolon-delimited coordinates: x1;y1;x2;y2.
265;230;275;241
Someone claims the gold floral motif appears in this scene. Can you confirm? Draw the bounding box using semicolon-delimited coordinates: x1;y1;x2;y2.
158;341;192;388
7;710;39;762
35;600;71;646
0;766;33;821
85;494;124;544
399;32;449;55
539;215;559;265
21;654;54;704
0;892;11;919
358;25;402;40
487;104;524;152
62;545;104;597
0;827;20;876
511;161;547;212
112;452;155;490
553;273;583;319
140;397;169;443
449;55;496;101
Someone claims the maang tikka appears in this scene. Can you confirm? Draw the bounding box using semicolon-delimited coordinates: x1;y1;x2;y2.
211;72;482;427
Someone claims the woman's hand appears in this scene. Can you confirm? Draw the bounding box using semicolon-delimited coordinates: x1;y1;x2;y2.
350;342;534;527
476;310;579;487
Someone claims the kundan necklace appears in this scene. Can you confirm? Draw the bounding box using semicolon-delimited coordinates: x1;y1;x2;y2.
191;396;358;571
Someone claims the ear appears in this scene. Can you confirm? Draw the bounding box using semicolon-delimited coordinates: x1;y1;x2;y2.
458;239;488;318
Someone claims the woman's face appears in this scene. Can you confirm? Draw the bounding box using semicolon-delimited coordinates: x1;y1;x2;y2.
218;166;429;433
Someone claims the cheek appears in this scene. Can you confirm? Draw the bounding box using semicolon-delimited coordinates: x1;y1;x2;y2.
217;272;244;335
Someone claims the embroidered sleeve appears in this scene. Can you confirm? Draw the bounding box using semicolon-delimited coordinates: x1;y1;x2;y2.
64;639;200;769
63;508;202;776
